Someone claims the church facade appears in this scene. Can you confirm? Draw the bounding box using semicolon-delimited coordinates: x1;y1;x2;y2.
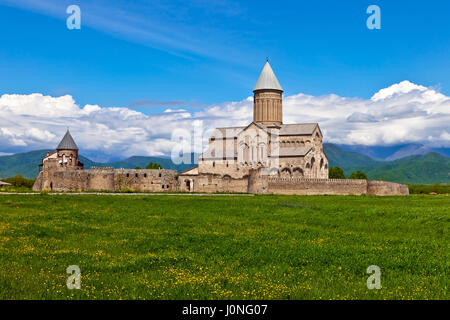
193;61;328;180
33;62;409;196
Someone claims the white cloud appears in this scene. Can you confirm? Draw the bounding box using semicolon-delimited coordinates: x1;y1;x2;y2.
0;81;449;161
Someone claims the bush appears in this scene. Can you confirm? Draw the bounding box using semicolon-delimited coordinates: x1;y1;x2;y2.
329;166;345;179
348;170;368;180
3;175;35;188
145;162;162;169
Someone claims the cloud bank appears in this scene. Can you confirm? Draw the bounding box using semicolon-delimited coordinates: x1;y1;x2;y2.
0;80;449;161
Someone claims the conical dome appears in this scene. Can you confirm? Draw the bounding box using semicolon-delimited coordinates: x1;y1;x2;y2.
253;61;283;92
56;130;78;150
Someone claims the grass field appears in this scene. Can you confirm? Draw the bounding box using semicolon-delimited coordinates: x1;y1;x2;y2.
0;194;448;300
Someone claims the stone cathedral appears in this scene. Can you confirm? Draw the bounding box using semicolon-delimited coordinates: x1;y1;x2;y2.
181;61;329;181
33;61;408;196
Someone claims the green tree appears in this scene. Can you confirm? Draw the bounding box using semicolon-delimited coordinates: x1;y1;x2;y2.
328;166;346;179
348;170;368;180
145;162;162;169
4;174;35;188
135;166;142;169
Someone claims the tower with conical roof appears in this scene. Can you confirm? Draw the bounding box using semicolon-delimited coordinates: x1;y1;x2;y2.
56;129;80;168
253;60;283;126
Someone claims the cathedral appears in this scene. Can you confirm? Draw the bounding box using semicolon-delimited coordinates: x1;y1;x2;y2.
33;61;408;196
180;61;329;184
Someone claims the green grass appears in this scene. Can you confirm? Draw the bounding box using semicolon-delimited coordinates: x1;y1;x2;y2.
0;194;448;300
408;184;450;195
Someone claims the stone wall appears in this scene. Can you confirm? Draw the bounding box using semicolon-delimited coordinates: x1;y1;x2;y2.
265;177;368;195
34;165;409;196
178;173;249;193
33;166;178;192
367;180;409;196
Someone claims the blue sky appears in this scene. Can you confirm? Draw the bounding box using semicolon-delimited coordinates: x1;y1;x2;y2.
0;0;449;159
1;0;449;111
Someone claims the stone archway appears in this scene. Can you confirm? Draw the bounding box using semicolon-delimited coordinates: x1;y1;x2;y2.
293;167;304;177
281;167;291;177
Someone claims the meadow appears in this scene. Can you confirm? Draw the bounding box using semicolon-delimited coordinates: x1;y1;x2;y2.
0;194;448;299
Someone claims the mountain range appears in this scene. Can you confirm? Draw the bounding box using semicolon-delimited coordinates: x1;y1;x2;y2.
0;144;449;185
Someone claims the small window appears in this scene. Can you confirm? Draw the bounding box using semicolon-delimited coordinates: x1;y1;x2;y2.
126;173;129;177
135;173;138;178
161;185;165;189
144;173;147;178
159;173;162;177
166;185;169;189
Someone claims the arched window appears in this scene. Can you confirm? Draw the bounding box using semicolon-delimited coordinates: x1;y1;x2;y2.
293;167;304;176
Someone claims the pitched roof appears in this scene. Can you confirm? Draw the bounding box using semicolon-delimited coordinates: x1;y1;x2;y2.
279;123;318;135
253;61;283;92
0;181;12;186
212;123;318;139
56;130;78;150
278;146;312;157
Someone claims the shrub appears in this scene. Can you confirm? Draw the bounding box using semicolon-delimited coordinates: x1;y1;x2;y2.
145;162;162;169
3;175;35;188
348;170;368;180
329;166;346;179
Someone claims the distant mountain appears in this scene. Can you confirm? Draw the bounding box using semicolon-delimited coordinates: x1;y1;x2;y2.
323;143;381;167
338;143;450;161
0;150;198;179
324;144;449;184
384;144;434;161
342;152;450;184
0;150;52;179
1;146;449;184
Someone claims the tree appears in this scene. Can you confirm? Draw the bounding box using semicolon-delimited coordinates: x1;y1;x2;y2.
328;166;346;179
4;175;35;188
145;162;162;170
135;166;142;169
349;170;368;180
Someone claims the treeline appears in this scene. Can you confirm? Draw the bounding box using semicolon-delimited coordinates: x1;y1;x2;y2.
135;162;163;170
328;166;368;180
2;175;36;189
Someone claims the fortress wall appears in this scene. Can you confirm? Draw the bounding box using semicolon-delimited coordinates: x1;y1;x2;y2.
33;164;409;196
179;173;248;193
44;170;89;191
33;167;178;192
32;172;43;191
87;168;115;191
266;177;368;195
113;169;178;192
367;180;409;196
